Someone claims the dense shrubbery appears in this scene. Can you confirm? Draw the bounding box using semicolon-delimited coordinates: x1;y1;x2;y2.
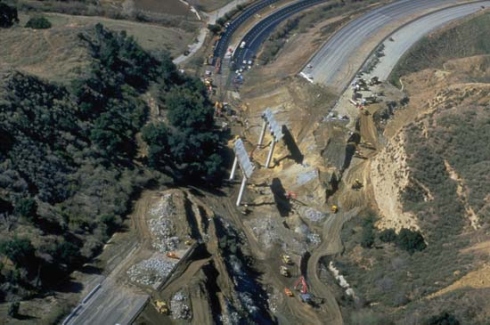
260;18;299;64
396;228;426;254
0;23;224;301
425;312;460;325
25;16;51;29
0;2;18;28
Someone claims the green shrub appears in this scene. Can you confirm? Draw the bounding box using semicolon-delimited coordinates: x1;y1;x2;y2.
8;301;20;318
208;24;221;34
25;16;52;29
396;228;426;254
424;311;460;325
0;2;18;28
379;229;397;243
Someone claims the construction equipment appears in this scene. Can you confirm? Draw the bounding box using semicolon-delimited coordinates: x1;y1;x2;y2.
184;240;192;246
282;254;293;265
331;205;338;213
368;76;379;85
280;266;290;277
293;276;312;303
166;252;180;259
204;78;213;87
354;150;367;159
284;288;294;297
153;300;169;315
352;179;363;190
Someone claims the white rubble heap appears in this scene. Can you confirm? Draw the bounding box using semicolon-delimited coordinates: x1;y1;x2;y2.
301;207;327;222
148;193;180;252
170;291;192;320
239;292;259;315
219;311;240;324
329;261;356;298
127;258;178;286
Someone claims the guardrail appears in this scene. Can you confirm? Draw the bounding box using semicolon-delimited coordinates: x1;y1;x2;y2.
62;282;103;325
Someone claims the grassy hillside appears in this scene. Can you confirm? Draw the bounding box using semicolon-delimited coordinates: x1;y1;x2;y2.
332;12;490;325
0;13;196;84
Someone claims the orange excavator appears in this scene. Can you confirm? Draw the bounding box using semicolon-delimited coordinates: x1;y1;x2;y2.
166;252;180;259
293;276;312;303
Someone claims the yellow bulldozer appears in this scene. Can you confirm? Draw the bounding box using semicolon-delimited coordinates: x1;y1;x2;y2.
352;179;363;190
282;254;293;265
154;300;169;315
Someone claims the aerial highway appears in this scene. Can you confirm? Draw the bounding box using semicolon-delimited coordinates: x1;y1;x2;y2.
301;0;488;91
213;0;282;62
365;1;490;82
233;0;328;68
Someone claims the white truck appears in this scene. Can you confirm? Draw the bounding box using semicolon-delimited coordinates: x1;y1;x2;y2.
240;41;246;48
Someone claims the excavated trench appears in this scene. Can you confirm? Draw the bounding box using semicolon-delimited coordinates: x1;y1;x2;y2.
213;217;276;324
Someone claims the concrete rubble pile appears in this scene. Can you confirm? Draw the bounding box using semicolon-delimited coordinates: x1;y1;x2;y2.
127;258;178;286
170;291;192;320
249;217;281;249
148;193;180;252
301;207;327;222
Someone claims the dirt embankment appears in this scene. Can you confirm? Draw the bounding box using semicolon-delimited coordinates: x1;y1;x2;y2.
370;132;419;232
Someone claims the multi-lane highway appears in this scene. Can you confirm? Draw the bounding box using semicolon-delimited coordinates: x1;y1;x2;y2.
301;0;486;91
364;2;490;81
213;0;282;62
233;0;328;68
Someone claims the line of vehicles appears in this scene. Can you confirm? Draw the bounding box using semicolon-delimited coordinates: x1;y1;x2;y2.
279;254;315;305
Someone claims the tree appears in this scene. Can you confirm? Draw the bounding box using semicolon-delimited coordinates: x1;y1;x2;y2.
0;238;35;267
360;214;376;248
8;302;20;318
0;3;19;28
216;17;226;26
141;122;169;168
25;16;52;29
14;198;37;221
207;24;221;34
396;228;426;254
379;228;397;243
425;312;460;325
360;227;375;248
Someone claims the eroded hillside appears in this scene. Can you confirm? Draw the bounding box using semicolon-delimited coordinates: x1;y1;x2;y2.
335;55;490;324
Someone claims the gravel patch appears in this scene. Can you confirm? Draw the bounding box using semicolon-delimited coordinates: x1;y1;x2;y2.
301;207;327;222
127;257;178;286
148;193;180;252
170;291;192;320
296;169;318;186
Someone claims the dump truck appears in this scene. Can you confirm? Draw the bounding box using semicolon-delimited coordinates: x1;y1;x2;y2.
331;205;338;213
280;266;290;277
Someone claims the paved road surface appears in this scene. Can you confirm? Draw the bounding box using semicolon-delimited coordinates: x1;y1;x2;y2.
174;0;270;65
365;2;490;81
302;0;483;90
233;0;328;67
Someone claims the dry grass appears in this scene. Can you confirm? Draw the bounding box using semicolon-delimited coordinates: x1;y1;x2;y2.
1;13;196;83
195;0;234;12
